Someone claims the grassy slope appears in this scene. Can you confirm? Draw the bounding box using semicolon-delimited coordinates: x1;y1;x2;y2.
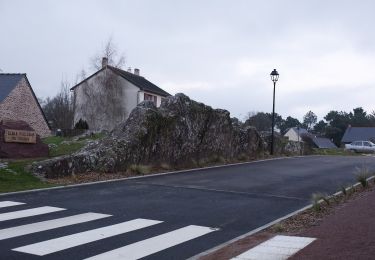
0;160;54;193
0;133;104;193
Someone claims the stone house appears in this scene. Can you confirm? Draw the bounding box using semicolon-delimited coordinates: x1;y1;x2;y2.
0;73;50;138
71;58;171;131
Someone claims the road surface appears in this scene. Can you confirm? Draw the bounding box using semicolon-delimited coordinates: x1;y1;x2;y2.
0;155;374;260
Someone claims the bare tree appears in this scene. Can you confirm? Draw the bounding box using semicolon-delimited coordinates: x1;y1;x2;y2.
42;79;74;129
90;37;126;71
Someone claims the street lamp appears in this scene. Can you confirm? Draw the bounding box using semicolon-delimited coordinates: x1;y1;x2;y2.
270;69;279;155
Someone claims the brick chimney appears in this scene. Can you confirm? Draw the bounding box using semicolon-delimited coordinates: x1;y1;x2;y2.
102;57;108;68
134;68;140;76
127;67;132;73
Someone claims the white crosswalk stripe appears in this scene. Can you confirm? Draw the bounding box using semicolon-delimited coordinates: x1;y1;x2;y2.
0;212;111;240
0;201;218;259
0;206;65;222
84;225;217;260
13;218;163;256
0;201;25;208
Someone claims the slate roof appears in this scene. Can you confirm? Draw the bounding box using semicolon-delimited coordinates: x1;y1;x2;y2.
312;137;337;149
70;66;171;97
341;127;375;143
0;74;25;102
290;127;309;136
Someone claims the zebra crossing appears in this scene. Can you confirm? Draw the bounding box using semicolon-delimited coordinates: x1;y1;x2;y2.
0;200;218;259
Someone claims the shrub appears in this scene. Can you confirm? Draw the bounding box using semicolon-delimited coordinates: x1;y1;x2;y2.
209;154;226;164
355;166;370;188
341;186;347;196
160;163;171;170
238;153;248;161
311;193;330;211
272;223;284;233
311;193;322;212
129;164;150;175
74;119;89;130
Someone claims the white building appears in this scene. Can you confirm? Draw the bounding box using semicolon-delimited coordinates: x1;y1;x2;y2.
71;58;171;131
284;127;308;142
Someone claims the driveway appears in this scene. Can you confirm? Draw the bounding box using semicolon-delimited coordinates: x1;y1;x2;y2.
0;155;373;260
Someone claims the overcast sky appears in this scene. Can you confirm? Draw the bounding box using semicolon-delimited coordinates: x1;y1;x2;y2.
1;0;374;121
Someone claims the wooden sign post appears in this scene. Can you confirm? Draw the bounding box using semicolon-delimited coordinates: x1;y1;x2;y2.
4;129;37;144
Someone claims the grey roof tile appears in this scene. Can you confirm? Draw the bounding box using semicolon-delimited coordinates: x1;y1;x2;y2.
0;74;24;102
341;127;375;143
312;137;337;149
109;66;170;97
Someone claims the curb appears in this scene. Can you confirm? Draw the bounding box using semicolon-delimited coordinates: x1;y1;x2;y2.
188;175;375;260
0;155;316;197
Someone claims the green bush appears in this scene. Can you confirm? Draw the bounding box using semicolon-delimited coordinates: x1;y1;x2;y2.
354;166;370;188
74;119;89;130
129;165;151;175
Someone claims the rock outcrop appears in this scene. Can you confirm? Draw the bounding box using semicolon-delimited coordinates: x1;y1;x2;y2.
33;94;264;178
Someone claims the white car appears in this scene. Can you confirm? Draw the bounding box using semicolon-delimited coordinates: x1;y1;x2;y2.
345;141;375;153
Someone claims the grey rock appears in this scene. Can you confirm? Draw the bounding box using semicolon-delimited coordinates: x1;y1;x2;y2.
33;94;265;178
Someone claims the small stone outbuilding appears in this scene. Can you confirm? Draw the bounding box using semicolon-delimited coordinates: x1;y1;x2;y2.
0;73;50;138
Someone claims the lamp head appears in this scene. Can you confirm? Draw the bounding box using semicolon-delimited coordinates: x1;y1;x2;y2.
270;69;279;82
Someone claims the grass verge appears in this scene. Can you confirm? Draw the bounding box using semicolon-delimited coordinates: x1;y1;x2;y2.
43;133;104;157
0;160;55;193
312;148;360;156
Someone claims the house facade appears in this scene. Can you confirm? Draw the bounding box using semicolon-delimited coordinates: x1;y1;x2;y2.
284;127;308;142
71;58;171;131
0;74;50;138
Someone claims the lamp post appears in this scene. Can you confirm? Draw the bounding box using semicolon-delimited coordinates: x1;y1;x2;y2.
270;69;279;155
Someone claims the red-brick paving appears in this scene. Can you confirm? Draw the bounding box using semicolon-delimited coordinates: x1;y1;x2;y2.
290;188;375;260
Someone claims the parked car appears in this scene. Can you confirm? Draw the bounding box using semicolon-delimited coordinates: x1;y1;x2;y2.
345;141;375;153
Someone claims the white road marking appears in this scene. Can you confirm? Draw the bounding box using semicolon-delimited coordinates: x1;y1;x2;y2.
13;218;163;256
0;201;25;208
84;225;217;260
0;212;111;240
231;235;316;260
0;206;65;222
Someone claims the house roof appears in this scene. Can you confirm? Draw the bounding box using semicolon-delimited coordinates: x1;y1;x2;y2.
0;74;25;102
70;66;171;97
341;127;375;143
286;127;308;137
293;127;308;135
312;137;337;149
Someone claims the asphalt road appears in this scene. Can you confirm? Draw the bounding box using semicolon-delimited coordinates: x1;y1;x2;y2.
0;155;374;260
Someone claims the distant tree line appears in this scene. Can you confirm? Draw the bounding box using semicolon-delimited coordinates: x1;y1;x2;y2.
245;107;375;146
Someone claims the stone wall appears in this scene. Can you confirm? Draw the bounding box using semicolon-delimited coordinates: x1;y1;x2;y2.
0;77;50;138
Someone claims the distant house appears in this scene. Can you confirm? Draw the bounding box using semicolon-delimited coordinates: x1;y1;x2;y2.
310;136;337;149
0;73;50;137
341;126;375;144
71;58;171;131
284;127;309;142
284;127;337;149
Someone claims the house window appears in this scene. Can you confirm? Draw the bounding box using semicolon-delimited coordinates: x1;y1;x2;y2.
144;93;157;105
